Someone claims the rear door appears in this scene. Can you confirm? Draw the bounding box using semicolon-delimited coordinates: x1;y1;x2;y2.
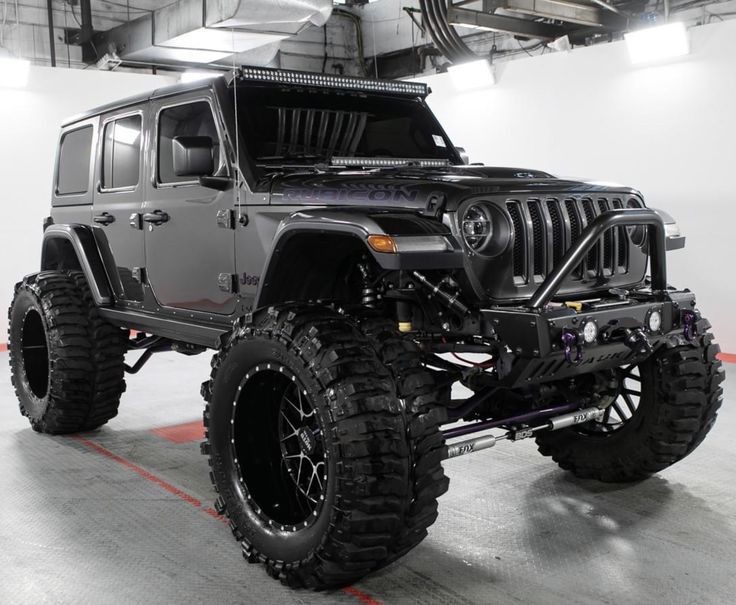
93;109;146;302
144;94;236;315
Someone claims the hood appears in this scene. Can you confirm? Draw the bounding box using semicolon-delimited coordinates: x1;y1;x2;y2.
267;165;641;211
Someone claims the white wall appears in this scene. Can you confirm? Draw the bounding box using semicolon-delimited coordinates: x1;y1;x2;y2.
0;66;176;339
417;20;736;352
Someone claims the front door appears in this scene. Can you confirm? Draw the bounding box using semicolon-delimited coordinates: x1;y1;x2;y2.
144;94;236;315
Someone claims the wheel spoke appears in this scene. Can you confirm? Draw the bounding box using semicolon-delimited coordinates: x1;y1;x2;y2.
280;410;299;435
612;401;627;422
297;388;315;419
622;392;637;415
284;395;303;419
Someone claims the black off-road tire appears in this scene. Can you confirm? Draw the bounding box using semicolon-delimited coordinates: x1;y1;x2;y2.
536;317;724;482
8;271;128;434
350;311;449;560
200;305;413;589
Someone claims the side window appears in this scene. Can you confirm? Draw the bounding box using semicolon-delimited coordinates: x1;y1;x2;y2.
101;115;142;190
158;101;220;184
57;126;93;195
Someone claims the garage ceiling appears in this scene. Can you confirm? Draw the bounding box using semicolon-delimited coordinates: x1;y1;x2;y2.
0;0;735;75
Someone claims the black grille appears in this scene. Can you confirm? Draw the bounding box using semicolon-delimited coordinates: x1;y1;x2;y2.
507;196;632;285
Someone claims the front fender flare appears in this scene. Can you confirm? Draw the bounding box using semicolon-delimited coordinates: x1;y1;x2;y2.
254;209;464;308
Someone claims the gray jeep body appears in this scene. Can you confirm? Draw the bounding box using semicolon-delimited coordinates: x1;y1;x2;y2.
42;68;688;388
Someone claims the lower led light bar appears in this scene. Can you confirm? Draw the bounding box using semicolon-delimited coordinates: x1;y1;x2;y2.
237;66;429;97
331;157;450;168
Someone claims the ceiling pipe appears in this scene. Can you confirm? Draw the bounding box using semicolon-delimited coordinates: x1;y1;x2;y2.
46;0;56;67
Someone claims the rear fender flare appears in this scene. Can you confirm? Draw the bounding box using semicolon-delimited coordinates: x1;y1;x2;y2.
41;224;114;305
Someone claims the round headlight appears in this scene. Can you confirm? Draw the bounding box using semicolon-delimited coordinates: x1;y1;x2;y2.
462;204;493;252
582;319;598;344
648;310;662;333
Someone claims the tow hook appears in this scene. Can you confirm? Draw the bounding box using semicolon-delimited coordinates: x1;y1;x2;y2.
561;329;584;365
682;310;698;341
623;328;653;357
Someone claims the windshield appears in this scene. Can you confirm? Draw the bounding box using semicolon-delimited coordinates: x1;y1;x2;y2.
232;84;459;171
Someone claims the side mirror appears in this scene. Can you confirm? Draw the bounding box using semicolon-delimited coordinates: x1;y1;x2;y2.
455;146;470;165
172;136;214;177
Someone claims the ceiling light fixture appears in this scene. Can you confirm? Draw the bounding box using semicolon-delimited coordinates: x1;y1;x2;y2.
447;58;495;92
624;23;690;65
0;57;31;88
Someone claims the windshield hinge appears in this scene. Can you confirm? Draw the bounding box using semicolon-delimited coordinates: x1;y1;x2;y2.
216;209;235;230
420;192;447;219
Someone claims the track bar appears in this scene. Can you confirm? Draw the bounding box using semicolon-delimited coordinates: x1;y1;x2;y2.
444;406;605;459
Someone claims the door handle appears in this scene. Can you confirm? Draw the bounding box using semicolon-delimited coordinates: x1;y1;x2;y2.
93;212;115;225
142;210;170;225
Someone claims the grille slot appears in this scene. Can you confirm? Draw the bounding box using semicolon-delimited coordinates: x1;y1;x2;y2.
506;195;632;285
528;200;545;277
546;199;564;268
507;201;526;283
581;198;599;275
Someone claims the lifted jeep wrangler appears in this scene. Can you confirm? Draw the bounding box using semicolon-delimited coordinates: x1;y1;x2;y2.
9;67;724;589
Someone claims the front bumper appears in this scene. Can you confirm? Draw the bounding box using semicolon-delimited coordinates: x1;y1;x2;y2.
480;208;697;387
482;290;697;387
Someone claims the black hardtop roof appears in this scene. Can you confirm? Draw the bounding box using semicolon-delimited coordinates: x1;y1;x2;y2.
61;77;225;127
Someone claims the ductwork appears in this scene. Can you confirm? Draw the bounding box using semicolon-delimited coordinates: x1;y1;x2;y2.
98;0;333;67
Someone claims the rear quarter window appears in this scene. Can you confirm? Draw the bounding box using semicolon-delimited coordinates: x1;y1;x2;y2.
57;126;93;195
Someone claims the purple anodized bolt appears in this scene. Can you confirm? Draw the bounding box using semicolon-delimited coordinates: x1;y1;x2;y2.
682;310;697;341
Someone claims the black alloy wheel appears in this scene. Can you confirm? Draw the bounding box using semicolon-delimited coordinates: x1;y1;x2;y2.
233;366;328;531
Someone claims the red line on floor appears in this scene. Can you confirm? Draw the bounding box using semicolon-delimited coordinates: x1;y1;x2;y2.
0;343;6;352
717;352;736;363
150;420;204;444
71;435;382;604
341;586;383;605
72;435;202;507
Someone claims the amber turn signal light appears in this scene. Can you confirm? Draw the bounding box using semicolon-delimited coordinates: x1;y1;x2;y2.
367;234;397;254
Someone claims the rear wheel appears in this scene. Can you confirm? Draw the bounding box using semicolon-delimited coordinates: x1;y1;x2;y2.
201;305;412;588
536;317;724;482
8;271;128;434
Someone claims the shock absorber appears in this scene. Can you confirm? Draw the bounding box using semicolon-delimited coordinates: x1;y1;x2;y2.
357;263;378;308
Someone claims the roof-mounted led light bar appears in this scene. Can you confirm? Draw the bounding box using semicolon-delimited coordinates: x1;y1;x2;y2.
331;157;450;168
237;66;429;97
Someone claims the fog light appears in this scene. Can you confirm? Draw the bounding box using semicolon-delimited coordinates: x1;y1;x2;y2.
582;320;598;344
648;310;662;333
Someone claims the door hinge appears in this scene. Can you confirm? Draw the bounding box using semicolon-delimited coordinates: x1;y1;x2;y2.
216;209;235;229
217;273;238;293
132;267;146;284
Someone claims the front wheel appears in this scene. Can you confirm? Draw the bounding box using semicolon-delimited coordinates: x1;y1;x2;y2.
200;305;412;588
536;316;724;482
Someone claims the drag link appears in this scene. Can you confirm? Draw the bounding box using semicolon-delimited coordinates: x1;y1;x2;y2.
443;406;605;460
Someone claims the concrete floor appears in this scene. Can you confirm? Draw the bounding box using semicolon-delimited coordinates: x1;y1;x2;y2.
1;351;734;605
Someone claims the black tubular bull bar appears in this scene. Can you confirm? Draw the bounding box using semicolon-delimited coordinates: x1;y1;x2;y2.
528;209;667;309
